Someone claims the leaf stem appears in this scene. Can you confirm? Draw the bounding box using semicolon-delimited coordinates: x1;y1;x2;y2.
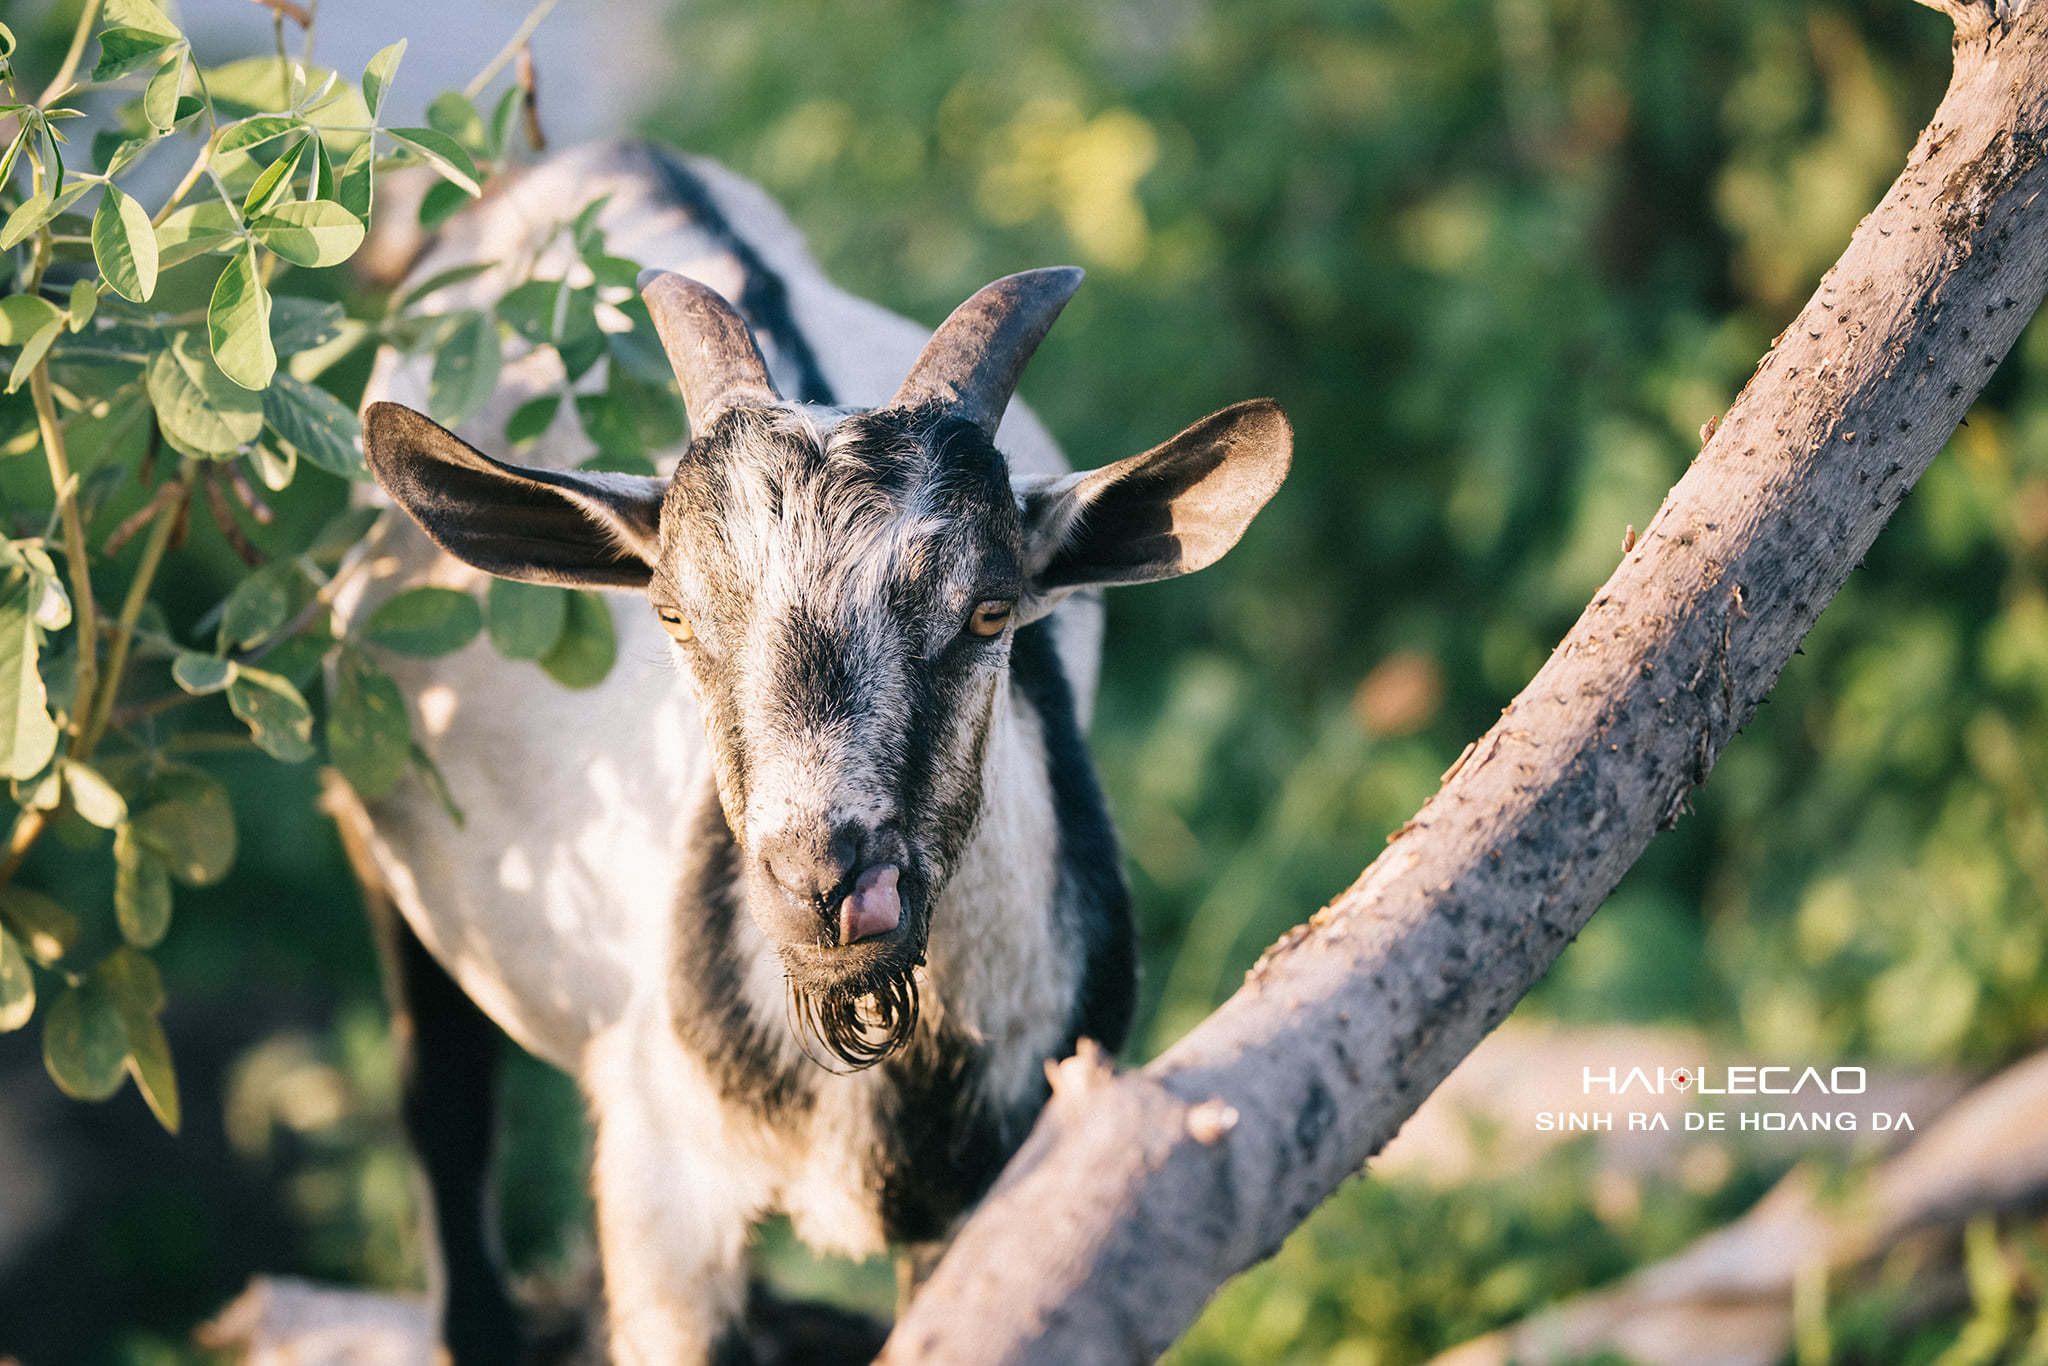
79;458;196;759
0;809;51;892
35;0;105;109
152;135;217;228
27;364;98;752
463;0;558;99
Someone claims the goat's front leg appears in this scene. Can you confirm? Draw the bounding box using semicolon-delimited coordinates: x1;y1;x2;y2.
583;1013;761;1366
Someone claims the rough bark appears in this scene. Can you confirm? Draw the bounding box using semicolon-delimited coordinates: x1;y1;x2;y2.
881;5;2048;1362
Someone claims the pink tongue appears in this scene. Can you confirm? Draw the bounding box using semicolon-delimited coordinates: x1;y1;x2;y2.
839;865;901;944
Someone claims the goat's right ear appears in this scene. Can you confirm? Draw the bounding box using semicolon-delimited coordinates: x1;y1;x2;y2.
363;402;666;589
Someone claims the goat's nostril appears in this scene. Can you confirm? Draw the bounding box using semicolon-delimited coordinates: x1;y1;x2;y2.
761;824;863;905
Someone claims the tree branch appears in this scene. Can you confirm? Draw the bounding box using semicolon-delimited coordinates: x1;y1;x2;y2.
882;6;2048;1362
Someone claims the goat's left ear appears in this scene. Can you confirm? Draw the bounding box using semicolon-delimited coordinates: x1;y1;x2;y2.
1017;398;1291;617
363;402;665;589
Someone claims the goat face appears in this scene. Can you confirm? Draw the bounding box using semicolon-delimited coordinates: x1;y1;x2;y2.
363;268;1291;1066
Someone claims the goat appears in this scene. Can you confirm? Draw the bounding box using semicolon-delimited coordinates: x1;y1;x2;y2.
339;140;1291;1365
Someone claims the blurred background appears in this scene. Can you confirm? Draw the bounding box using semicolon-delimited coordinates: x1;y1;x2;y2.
9;0;2048;1362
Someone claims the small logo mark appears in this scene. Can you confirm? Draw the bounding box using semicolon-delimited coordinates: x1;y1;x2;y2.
1672;1070;1694;1090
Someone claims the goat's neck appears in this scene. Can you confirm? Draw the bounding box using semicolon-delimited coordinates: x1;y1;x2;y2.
915;667;1075;1053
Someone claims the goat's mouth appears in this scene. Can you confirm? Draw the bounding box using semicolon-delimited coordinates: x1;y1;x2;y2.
780;936;924;1071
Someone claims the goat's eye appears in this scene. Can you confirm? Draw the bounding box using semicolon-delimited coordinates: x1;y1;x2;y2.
965;600;1014;638
656;606;695;642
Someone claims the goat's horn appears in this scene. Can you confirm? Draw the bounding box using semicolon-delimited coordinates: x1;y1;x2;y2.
639;269;782;431
886;267;1084;435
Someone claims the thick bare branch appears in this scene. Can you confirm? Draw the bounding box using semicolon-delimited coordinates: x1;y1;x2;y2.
883;7;2048;1362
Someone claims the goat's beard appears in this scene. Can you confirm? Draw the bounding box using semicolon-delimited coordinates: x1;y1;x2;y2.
787;967;921;1071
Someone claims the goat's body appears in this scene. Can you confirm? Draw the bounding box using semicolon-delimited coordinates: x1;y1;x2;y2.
340;143;1126;1359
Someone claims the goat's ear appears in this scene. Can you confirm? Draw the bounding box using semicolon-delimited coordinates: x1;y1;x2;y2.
363;402;665;589
1016;399;1290;617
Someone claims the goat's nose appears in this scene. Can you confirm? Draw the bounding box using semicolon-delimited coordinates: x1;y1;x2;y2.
760;824;863;905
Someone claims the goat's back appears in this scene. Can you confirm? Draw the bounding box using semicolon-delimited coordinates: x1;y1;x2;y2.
336;142;1102;1069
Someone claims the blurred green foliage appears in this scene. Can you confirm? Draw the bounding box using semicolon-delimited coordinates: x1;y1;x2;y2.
12;0;2048;1362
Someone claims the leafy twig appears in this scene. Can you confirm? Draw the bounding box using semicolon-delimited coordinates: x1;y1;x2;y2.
81;460;197;758
27;365;97;748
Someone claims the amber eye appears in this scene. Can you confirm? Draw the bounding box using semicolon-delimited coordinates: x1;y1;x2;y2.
656;606;695;642
966;600;1014;638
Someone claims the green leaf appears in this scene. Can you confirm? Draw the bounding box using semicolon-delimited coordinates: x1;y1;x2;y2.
487;579;568;661
386;126;481;196
63;760;127;828
143;47;186;132
154;200;239;268
308;136;335;202
496;276;562;346
228;665;316;762
241;135;307;221
305;505;381;563
98;946;178;1130
571;196;612;259
488;84;522;159
0;180;90;250
268;296;344;356
256;626;331;689
92;26;178;81
65;279;96;332
361;40;406;121
263;371;367;479
94;130;153;177
247;442;294;491
92;184;159;303
43;981;129;1102
215;115;301;155
0;571;57;781
5;316;62;394
417;177;469;231
208;244;275;390
0;293;62;344
122;1004;179;1131
426;90;485;150
217;560;305;651
113;825;172;948
505;394;560;447
364;587;482;657
0;124;26;193
540;590;617;689
393;261;493;315
575;393;646;468
0;887;78;965
249;199;365;268
132;764;236;887
328;647;410;799
10;544;69;632
587;254;642;290
427;310;500;427
171;651;233;694
0;926;31;1032
104;0;181;41
336;138;374;221
408;740;464;826
147;331;264;456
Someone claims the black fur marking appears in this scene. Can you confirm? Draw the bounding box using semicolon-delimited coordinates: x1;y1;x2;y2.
668;777;813;1123
874;1026;1020;1245
1011;615;1138;1054
866;617;1137;1243
650;152;836;407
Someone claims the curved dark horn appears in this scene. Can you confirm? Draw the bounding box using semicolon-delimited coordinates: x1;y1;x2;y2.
887;267;1084;434
638;269;782;431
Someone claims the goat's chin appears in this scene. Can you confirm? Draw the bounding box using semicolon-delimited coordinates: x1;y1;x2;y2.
779;935;926;1071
